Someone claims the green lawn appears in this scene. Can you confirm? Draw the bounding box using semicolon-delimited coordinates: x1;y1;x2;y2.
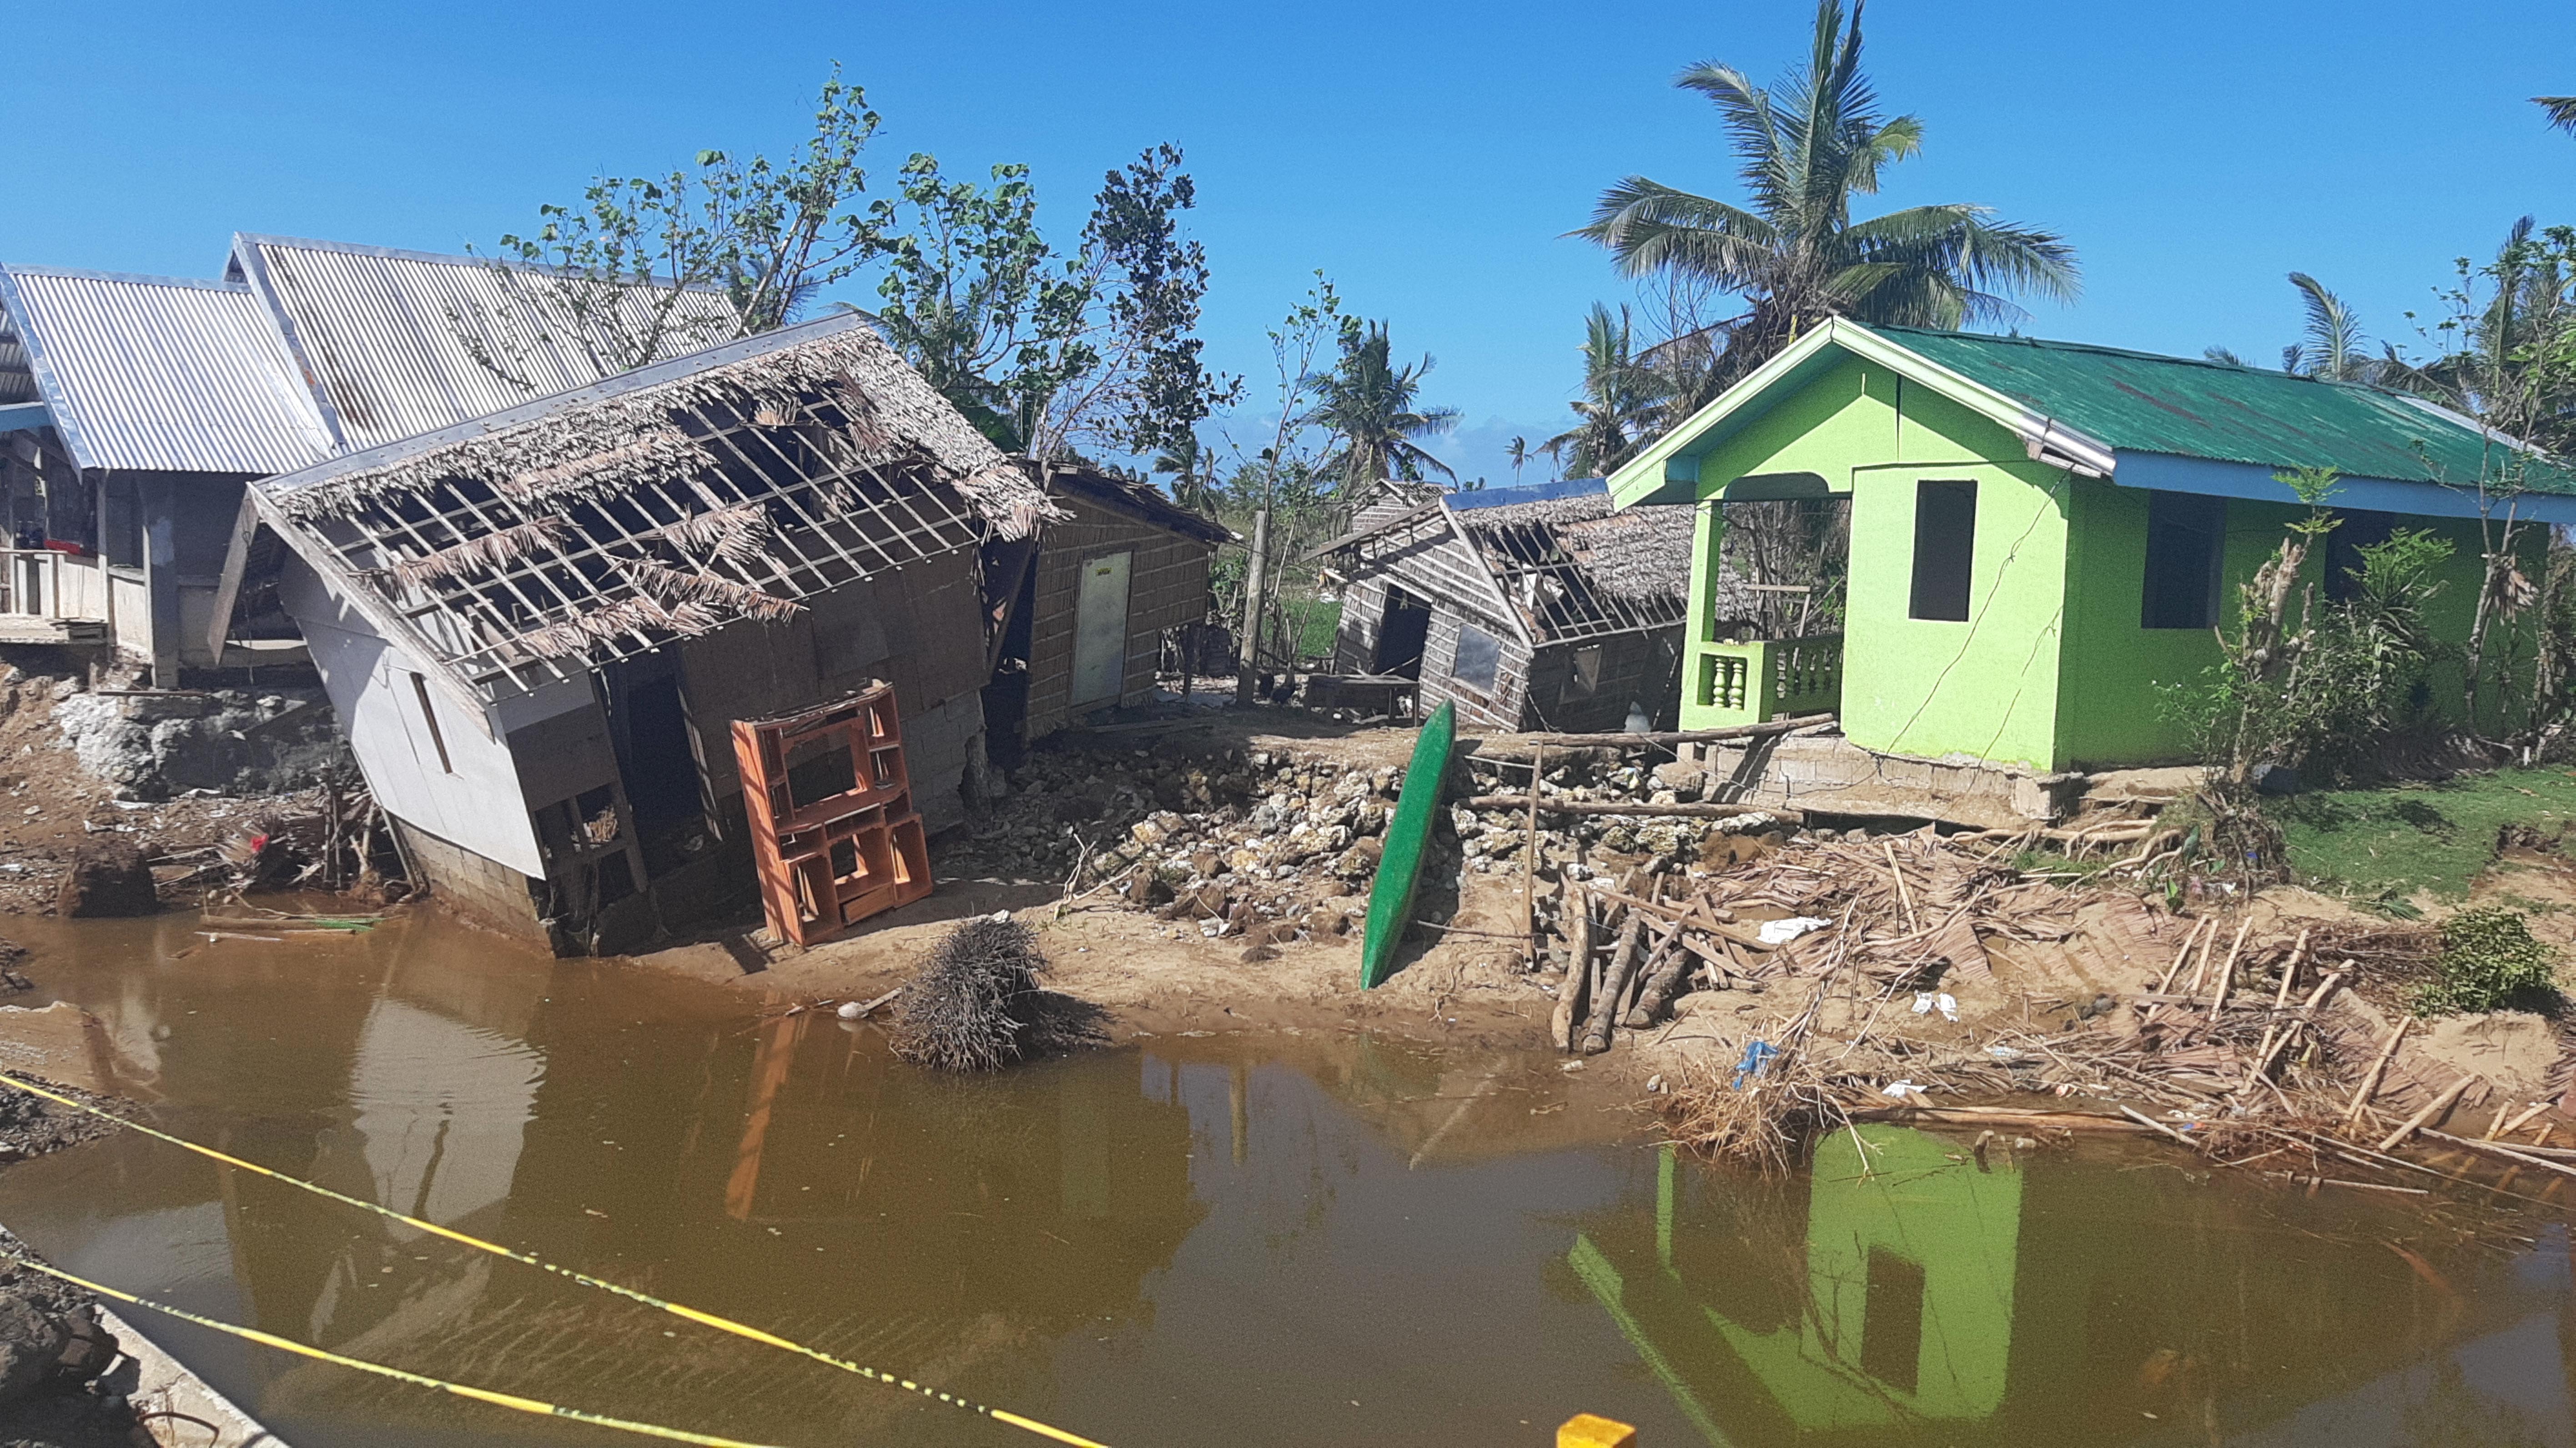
2274;766;2576;902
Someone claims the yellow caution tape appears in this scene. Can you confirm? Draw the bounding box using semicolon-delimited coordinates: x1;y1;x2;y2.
0;1072;1111;1448
3;1252;795;1448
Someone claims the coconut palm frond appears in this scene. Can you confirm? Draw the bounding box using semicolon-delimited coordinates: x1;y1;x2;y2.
650;502;775;567
625;560;806;623
383;517;572;590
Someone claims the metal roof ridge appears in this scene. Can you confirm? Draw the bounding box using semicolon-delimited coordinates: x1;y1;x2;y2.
231;231;735;293
1872;323;2314;377
0;263;249;293
255;311;874;494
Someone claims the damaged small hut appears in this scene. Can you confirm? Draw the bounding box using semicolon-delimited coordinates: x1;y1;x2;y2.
1313;477;1715;732
211;313;1059;952
981;461;1229;758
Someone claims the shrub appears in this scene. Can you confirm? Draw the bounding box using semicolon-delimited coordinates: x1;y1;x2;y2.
2415;906;2560;1015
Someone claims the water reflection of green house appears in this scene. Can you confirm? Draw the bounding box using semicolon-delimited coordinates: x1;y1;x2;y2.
1573;1128;2018;1441
1570;1126;2505;1447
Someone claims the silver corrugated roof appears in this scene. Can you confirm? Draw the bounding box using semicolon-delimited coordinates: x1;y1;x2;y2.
0;266;332;474
229;233;745;453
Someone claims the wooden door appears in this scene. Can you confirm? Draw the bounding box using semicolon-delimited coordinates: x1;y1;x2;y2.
1070;550;1133;707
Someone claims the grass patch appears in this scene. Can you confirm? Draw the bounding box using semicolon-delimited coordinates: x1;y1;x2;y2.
2274;765;2576;902
1283;596;1342;659
2010;848;2115;882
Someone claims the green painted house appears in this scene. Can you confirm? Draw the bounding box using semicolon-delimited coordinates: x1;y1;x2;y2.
1609;320;2576;773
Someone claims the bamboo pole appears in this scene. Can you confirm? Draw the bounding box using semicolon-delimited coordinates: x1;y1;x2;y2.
2210;920;2252;1015
2242;929;2309;1078
1553;902;1594;1053
1881;839;1919;933
2340;1016;2412;1126
2375;1077;2473;1154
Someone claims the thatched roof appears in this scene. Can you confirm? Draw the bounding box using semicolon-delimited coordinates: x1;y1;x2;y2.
238;314;1065;705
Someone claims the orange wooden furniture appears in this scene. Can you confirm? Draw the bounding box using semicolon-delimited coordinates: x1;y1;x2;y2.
731;682;932;946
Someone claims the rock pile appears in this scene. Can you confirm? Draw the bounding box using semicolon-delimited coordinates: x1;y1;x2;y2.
36;673;348;801
943;742;1407;949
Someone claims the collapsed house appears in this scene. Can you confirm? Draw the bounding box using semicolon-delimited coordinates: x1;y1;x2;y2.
1314;477;1708;732
982;461;1228;759
213;313;1059;952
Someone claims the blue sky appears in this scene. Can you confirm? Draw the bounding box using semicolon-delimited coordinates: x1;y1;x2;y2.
7;1;2574;485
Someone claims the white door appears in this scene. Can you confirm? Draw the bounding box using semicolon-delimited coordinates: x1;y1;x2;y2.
1071;551;1133;707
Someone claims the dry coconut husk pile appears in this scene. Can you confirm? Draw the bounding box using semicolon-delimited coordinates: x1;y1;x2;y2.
1541;828;2576;1196
890;914;1105;1071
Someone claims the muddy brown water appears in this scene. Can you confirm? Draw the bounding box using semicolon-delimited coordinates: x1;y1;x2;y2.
0;910;2572;1448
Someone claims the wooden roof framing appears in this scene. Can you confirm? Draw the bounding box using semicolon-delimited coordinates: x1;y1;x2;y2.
223;314;1061;709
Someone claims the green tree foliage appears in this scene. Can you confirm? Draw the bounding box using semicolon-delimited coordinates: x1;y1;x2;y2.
867;144;1238;460
2539;96;2576;134
1542;303;1674;478
2162;468;2458;880
1298;321;1460;496
1576;0;2077;409
464;67;883;383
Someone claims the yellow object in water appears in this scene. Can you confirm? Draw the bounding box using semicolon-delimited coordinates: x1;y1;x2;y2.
1559;1413;1638;1448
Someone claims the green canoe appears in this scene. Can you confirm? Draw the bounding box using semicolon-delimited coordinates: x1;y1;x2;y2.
1360;701;1455;989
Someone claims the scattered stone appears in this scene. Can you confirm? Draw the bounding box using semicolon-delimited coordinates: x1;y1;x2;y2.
0;1291;70;1404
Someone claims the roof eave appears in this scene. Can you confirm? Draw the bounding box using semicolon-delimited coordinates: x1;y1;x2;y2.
1605;320;2118;511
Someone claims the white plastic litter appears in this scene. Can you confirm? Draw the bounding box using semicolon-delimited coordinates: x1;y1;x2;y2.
1912;991;1960;1022
835;1001;865;1021
1986;1045;2024;1062
1758;916;1832;945
1882;1080;1928;1100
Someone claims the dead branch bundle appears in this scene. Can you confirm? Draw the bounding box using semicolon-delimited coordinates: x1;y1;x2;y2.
890;915;1103;1071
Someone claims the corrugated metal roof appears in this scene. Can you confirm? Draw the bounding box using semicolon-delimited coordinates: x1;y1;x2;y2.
0;266;331;474
229;233;745;452
1877;325;2576;494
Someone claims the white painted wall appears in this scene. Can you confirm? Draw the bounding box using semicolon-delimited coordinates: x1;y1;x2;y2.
280;558;547;876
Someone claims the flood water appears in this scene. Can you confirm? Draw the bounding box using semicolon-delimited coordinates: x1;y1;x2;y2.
3;910;2574;1448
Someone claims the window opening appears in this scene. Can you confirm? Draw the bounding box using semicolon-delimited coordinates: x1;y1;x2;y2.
2324;509;2398;604
1453;624;1502;693
409;672;454;774
2142;490;2226;628
1907;481;1976;622
1562;644;1604;702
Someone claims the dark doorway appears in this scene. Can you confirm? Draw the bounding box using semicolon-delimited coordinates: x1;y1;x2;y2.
1858;1247;1927;1391
603;654;706;878
1374;587;1431;679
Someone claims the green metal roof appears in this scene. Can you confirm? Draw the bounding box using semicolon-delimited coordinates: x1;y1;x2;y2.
1875;325;2575;495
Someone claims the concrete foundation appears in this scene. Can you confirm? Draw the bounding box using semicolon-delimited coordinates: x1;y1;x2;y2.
1687;729;2087;830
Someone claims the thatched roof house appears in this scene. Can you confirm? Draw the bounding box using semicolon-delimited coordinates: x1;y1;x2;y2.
1314;478;1705;732
216;312;1061;952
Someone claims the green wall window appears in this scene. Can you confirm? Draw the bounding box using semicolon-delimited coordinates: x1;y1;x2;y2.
2324;509;2397;603
2141;490;2225;629
1907;480;1976;622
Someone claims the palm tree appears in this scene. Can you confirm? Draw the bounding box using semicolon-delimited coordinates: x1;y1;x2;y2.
2281;272;2380;382
1577;0;2077;408
1543;304;1675;478
1299;322;1460;496
1505;436;1533;484
1151;430;1221;513
2203;345;2248;367
2540;96;2576;134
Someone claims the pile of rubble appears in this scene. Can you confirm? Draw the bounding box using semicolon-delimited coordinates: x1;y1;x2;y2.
944;741;1406;950
40;675;347;802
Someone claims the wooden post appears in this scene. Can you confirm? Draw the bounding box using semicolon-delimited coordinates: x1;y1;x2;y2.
2341;1015;2411;1126
1584;913;1650;1054
1524;743;1544;969
1553;902;1593;1052
1235;508;1269;706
